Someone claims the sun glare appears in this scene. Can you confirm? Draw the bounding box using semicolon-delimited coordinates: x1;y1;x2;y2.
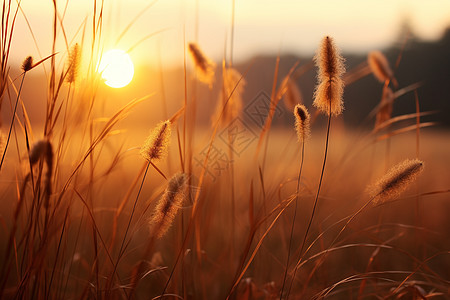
98;49;134;88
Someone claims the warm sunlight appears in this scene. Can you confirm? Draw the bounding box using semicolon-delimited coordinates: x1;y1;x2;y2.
98;49;134;88
2;1;450;299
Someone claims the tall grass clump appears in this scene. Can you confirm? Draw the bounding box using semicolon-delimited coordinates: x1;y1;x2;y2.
0;2;449;299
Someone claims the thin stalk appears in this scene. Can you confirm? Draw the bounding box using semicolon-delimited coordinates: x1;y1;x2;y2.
0;72;26;171
287;104;332;299
107;162;150;296
280;141;304;299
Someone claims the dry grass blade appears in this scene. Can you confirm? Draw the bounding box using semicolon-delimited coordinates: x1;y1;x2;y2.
0;3;448;299
22;53;58;73
373;111;438;133
376;122;436;141
367;50;394;83
255;59;299;157
227;195;297;299
54;95;150;208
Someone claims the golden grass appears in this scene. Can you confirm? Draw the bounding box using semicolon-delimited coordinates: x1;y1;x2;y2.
0;3;448;300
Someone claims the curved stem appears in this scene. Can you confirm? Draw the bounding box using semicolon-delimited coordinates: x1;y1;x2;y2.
0;73;26;171
287;105;332;299
280;141;304;299
107;162;150;296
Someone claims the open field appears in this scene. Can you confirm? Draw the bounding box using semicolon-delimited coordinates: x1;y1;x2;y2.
0;1;449;299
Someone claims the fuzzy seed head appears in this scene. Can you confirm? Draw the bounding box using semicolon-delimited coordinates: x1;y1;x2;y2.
368;159;424;204
140;120;171;162
22;56;33;72
66;43;81;83
150;173;188;238
368;51;393;83
188;42;216;87
294;104;310;142
313;36;345;116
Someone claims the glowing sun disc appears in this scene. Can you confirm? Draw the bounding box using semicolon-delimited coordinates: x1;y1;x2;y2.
98;49;134;88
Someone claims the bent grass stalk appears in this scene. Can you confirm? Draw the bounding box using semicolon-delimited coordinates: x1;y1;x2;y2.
0;58;30;171
280;104;310;299
287;36;344;299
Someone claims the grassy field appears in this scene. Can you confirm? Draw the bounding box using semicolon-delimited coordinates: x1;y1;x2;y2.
0;1;449;299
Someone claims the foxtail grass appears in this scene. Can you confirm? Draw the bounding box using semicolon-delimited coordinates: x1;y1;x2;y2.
66;43;81;84
367;159;424;205
290;158;425;298
140;120;172;162
313;36;345;116
188;42;216;87
107;119;171;296
128;173;187;298
294;104;311;142
288;36;345;299
149;172;187;238
280;104;310;299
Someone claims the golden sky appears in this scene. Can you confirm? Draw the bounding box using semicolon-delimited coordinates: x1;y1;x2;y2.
9;0;450;68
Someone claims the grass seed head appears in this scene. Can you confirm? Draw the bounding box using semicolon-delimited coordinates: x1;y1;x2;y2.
368;159;424;204
294;104;310;142
66;43;81;83
150;173;188;238
313;36;345;116
22;56;33;72
188;42;216;87
140;120;171;162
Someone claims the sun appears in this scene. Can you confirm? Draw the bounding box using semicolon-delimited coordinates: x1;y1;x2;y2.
98;49;134;88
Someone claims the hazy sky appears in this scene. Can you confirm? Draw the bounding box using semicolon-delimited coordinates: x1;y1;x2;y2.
10;0;450;68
